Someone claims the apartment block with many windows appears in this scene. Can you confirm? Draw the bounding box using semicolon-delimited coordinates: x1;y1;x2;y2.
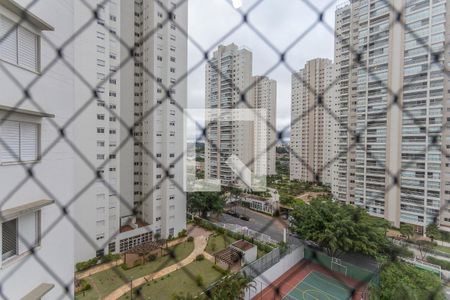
205;44;278;188
71;0;124;262
253;75;277;177
333;0;450;233
0;0;75;298
205;43;254;187
290;58;336;185
128;0;188;241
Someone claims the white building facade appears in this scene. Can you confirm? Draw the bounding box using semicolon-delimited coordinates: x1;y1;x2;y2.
0;0;75;298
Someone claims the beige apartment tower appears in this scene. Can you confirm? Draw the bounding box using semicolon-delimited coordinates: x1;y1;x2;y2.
205;44;277;187
290;58;336;185
253;76;277;176
333;0;450;233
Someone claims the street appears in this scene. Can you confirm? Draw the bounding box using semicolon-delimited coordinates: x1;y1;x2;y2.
214;205;302;244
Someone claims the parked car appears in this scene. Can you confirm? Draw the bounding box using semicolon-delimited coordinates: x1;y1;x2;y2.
224;210;240;218
240;215;250;221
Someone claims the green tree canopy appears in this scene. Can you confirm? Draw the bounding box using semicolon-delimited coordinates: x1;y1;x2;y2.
371;262;444;300
187;192;226;218
289;197;390;258
399;223;415;240
426;223;442;241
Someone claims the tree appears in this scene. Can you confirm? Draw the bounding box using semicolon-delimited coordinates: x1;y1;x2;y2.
289;197;390;258
187;192;226;218
426;223;442;242
416;240;436;260
370;261;444;300
399;223;414;240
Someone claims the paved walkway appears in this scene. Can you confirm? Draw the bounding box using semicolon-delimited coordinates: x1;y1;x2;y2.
75;237;187;280
76;259;124;280
104;235;208;300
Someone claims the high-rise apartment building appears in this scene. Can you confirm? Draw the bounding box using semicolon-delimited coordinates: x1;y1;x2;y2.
205;43;254;187
72;0;188;261
290;58;336;185
253;75;277;176
129;0;188;241
205;44;277;187
0;0;75;298
72;0;125;262
333;0;450;233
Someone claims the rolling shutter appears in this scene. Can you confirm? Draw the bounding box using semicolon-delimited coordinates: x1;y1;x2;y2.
20;122;38;161
2;219;17;261
18;26;37;71
1;121;20;162
0;15;18;64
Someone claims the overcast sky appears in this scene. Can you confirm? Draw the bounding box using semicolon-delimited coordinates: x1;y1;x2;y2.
185;0;339;141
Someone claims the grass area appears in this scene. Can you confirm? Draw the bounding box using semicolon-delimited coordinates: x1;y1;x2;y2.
266;175;329;207
75;241;194;300
205;234;237;255
120;260;224;300
435;245;450;254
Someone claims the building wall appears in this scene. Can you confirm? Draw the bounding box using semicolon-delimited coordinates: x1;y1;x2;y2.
253;76;277;176
205;43;254;187
290;58;333;183
0;0;75;298
133;0;188;239
72;0;122;262
334;0;450;232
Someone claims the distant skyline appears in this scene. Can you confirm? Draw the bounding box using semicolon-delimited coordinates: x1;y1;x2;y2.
186;0;337;141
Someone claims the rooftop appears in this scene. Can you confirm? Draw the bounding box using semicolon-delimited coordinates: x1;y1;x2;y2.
120;218;149;233
231;240;255;251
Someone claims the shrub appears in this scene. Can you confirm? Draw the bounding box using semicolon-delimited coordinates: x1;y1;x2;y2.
187;236;194;242
76;279;92;294
75;258;98;272
147;254;157;262
217;227;225;234
427;256;450;270
196;254;204;261
195;274;204;287
178;229;187;238
101;253;121;264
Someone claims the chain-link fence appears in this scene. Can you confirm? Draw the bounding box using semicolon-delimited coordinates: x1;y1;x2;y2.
1;0;450;299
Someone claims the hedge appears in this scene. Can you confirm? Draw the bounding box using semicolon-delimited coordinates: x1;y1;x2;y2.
426;256;450;271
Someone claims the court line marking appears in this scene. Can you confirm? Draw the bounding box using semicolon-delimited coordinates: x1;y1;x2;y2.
308;271;352;294
284;272;345;300
282;270;316;299
296;280;340;300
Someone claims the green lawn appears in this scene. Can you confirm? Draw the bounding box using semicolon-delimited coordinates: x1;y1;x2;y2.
436;245;450;254
120;260;224;300
205;234;237;255
75;241;194;300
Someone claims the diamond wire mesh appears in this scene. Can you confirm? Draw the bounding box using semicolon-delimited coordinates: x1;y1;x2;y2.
0;0;449;299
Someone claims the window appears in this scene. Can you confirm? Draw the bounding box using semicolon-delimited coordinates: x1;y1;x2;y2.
0;16;39;72
2;211;41;263
0;121;39;163
97;59;105;67
2;219;17;261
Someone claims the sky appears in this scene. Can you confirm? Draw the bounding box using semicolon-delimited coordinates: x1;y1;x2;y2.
186;0;340;141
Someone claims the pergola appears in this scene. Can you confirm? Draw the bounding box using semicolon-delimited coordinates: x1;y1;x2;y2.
213;247;242;268
125;239;165;256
